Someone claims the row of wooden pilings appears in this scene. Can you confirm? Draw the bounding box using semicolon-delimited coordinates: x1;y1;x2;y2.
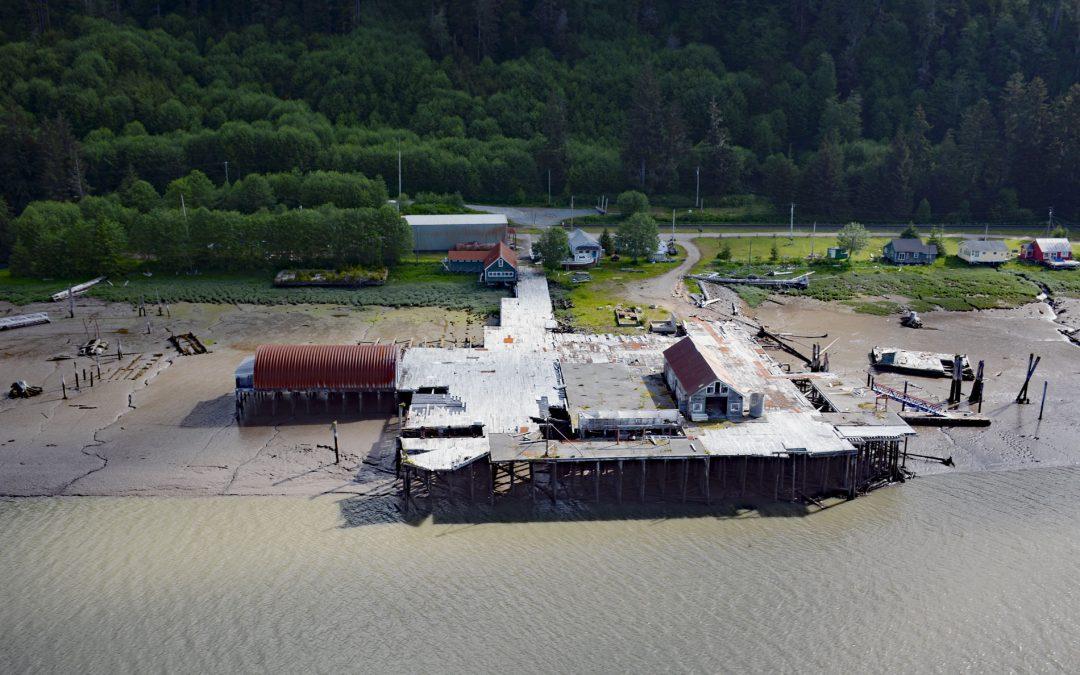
235;389;395;422
400;442;903;508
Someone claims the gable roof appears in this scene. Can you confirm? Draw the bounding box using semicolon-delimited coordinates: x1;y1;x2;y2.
960;239;1009;253
663;335;739;397
568;228;601;250
1034;238;1072;254
888;238;937;254
447;249;491;262
483;241;518;269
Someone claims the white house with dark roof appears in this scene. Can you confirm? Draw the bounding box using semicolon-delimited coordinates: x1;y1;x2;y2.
563;228;603;267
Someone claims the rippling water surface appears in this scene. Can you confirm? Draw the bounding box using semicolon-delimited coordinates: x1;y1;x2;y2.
2;467;1079;673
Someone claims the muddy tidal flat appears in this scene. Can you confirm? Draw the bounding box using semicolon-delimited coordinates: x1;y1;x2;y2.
0;300;480;496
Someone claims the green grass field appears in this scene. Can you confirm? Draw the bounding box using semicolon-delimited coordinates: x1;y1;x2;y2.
547;253;682;332
0;256;509;314
691;235;1078;313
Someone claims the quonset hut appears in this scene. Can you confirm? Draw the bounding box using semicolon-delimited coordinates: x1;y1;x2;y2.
235;344;398;421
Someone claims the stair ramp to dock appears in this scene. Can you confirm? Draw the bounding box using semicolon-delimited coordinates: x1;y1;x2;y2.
871;383;946;416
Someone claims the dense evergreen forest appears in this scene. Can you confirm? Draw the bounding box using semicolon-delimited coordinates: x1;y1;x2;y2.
0;1;1077;274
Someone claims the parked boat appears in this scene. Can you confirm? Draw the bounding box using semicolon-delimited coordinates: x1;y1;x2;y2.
870;347;974;379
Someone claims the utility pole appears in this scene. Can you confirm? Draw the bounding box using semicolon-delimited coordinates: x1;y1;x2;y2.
223;160;229;184
397;144;402;210
1047;207;1054;236
547;169;551;206
789;202;795;237
570;195;575;228
810;222;817;259
695;166;700;208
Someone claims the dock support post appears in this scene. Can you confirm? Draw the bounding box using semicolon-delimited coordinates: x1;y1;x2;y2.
704;457;711;505
591;460;600;503
469;462;476;502
617;460;624;505
550;462;558;504
681;459;688;504
509;461;515;489
640;460;646;503
490;463;496;506
659;459;667;497
529;462;536;503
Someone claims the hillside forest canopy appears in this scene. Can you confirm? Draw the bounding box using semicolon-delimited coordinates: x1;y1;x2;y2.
0;1;1077;277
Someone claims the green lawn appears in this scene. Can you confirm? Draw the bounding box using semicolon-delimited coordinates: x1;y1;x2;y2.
547;253;682;332
0;256;509;314
689;235;1079;313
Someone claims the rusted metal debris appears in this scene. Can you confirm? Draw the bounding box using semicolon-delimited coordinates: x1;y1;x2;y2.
78;339;109;356
0;312;50;331
8;381;43;398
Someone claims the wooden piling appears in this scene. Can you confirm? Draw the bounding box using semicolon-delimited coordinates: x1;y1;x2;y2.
594;461;601;503
550;461;558;504
617;460;624;505
681;459;688;504
704;457;710;505
640;459;646;503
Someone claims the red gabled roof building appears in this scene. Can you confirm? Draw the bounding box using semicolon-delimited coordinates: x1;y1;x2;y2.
444;242;518;284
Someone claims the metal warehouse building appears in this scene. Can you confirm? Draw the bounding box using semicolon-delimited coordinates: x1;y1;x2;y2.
404;214;508;252
235;344;398;420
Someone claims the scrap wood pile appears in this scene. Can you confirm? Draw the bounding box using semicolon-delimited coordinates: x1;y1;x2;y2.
614;305;642;326
169;333;208;355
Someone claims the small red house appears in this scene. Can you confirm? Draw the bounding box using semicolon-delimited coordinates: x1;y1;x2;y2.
1020;238;1073;264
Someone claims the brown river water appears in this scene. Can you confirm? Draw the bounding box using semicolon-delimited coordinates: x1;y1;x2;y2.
2;466;1079;673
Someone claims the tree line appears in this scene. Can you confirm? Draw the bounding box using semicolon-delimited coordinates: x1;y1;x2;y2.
0;2;1077;261
7;194;412;278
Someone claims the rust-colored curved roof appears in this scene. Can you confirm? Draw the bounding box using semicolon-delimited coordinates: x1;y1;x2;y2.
253;344;397;391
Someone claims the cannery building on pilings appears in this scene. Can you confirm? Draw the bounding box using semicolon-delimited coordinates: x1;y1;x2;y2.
392;266;915;507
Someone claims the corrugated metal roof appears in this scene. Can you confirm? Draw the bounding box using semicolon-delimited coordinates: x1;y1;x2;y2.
400;437;491;471
253;344;397;391
404;214;508;225
568;228;600;250
663;335;739;396
1034;238;1072;254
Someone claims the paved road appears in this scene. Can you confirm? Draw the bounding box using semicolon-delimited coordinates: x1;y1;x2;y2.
466;204;599;227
